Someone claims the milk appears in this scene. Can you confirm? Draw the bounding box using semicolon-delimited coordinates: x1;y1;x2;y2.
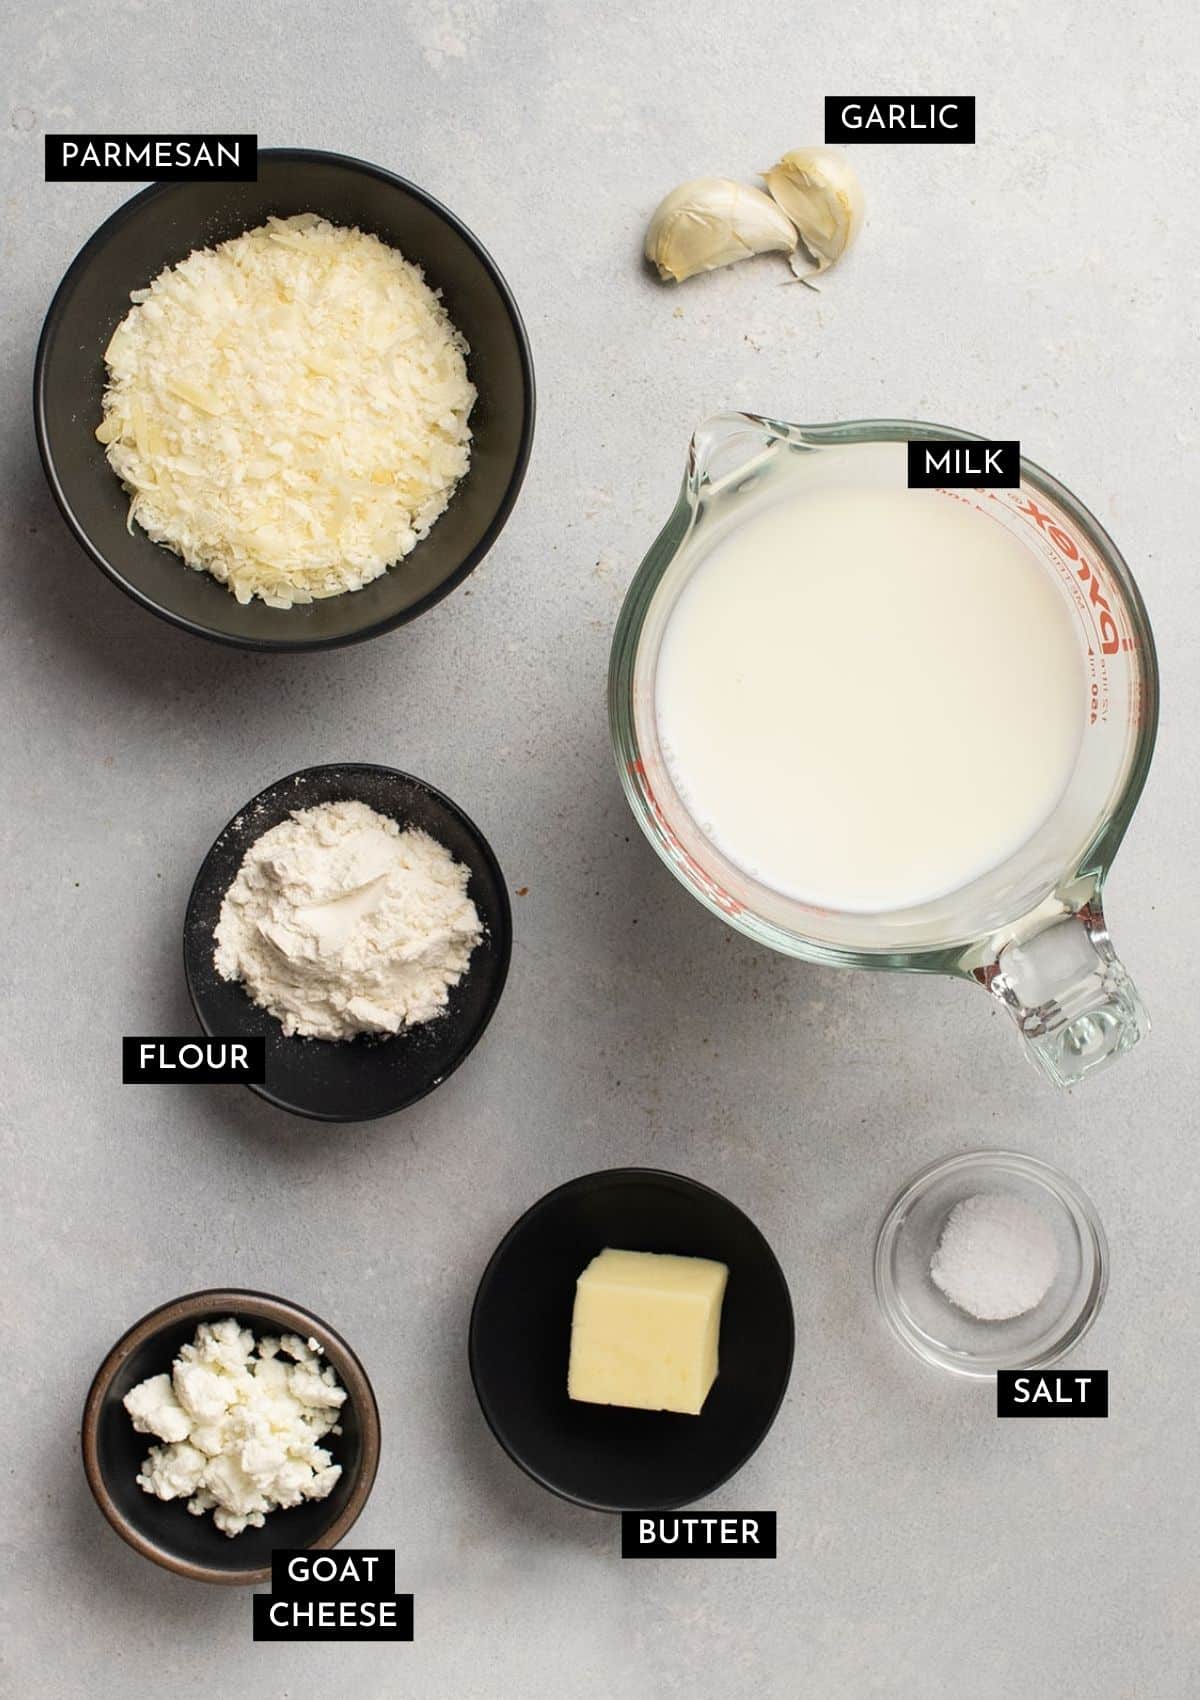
654;483;1085;913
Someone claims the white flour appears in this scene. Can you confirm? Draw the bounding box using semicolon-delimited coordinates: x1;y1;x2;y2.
214;799;482;1041
929;1192;1059;1322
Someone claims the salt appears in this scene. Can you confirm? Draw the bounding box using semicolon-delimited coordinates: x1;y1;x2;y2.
930;1193;1058;1322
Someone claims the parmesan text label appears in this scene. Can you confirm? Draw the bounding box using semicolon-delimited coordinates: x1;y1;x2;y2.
45;134;257;181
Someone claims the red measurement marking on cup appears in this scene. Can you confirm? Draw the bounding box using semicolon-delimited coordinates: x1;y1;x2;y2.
1012;495;1125;658
934;488;1113;729
630;759;744;917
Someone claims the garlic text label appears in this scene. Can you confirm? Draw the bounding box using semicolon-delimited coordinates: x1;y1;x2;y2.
825;98;976;144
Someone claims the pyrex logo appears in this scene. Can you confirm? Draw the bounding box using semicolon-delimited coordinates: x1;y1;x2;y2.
1015;496;1122;656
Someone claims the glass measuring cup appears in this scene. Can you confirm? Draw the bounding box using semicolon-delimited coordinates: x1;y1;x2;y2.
608;415;1158;1087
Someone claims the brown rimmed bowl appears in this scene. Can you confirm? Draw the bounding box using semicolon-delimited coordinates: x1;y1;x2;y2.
81;1289;380;1584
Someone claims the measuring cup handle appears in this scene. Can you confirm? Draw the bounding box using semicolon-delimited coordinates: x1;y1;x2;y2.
980;901;1149;1088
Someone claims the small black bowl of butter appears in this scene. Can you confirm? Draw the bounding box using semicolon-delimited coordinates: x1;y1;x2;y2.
469;1168;795;1513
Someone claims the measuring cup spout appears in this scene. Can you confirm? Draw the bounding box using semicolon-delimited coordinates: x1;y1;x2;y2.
687;412;778;494
979;902;1149;1087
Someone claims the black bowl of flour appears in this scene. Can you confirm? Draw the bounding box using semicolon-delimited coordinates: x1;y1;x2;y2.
184;764;512;1121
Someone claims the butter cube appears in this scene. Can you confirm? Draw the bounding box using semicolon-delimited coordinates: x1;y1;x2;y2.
567;1247;729;1416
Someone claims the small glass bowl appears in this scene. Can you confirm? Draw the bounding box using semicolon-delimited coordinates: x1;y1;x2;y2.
874;1150;1108;1378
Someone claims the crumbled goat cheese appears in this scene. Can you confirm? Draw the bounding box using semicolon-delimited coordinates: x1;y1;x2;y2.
123;1373;192;1444
124;1318;347;1537
96;214;475;608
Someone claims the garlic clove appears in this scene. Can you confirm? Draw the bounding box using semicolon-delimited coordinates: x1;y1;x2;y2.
644;177;798;283
762;147;864;274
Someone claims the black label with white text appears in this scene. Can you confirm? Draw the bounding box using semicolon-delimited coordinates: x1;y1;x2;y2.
253;1550;413;1642
122;1036;266;1085
622;1512;776;1558
825;97;975;144
45;133;257;182
997;1371;1108;1418
907;439;1020;488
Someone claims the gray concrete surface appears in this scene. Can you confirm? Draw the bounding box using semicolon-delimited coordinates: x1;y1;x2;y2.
3;3;1197;1696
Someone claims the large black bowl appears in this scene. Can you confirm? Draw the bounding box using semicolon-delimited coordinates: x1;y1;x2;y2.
184;764;512;1121
35;148;534;649
469;1169;795;1512
82;1289;380;1585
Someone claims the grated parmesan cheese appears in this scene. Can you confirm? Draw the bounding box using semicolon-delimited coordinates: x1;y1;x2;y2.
96;214;476;607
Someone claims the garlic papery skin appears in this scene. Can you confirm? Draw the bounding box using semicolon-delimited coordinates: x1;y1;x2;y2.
762;148;864;274
644;177;798;283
